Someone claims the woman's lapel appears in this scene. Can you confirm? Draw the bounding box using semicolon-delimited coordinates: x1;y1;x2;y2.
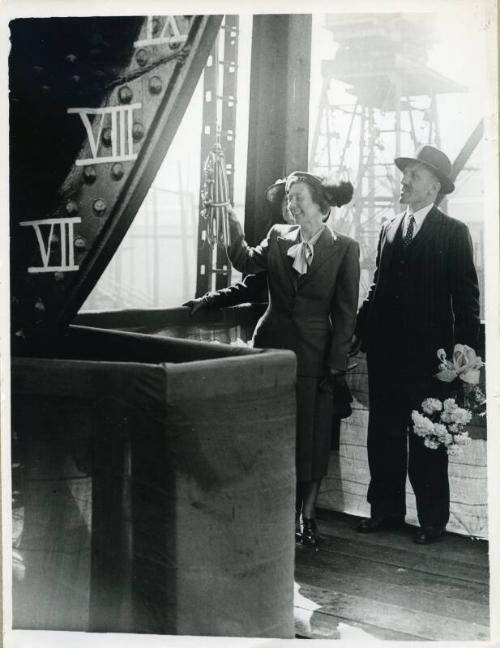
276;226;300;292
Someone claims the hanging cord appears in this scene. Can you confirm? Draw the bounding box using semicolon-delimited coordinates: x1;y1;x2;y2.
201;135;231;248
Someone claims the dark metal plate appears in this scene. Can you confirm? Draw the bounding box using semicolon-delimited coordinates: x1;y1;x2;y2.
9;14;222;351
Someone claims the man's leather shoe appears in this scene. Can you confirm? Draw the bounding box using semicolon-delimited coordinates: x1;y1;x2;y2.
357;515;405;533
414;526;445;544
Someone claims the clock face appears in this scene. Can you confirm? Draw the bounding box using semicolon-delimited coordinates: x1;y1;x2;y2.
9;15;222;349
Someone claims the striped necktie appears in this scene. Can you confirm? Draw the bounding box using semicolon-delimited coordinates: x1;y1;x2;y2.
403;214;415;247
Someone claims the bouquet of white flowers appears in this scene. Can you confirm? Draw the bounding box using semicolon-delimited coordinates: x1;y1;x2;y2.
412;398;472;455
411;344;486;456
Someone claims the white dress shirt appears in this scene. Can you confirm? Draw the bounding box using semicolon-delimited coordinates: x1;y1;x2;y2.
403;202;434;239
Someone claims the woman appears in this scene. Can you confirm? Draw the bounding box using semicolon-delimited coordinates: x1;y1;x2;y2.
227;171;359;546
185;177;352;314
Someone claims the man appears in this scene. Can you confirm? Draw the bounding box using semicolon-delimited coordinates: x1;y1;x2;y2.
353;145;480;544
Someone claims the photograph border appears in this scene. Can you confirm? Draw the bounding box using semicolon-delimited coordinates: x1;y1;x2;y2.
1;0;498;646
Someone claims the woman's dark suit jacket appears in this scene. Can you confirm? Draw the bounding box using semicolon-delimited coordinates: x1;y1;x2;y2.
228;223;360;377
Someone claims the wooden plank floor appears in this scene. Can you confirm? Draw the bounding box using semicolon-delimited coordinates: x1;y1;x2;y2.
294;510;489;641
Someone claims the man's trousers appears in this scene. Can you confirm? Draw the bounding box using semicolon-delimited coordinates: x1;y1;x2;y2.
366;365;450;528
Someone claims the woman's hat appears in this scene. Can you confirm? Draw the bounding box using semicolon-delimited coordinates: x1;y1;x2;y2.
265;178;286;204
395;145;455;194
286;171;354;208
285;171;323;193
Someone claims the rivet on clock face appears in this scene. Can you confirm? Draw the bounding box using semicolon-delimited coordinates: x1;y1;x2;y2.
118;85;133;104
83;166;97;184
74;236;86;250
136;48;149;67
111;163;124;180
101;127;112;147
132;122;145;142
65;200;79;215
149;76;163;95
93;198;106;215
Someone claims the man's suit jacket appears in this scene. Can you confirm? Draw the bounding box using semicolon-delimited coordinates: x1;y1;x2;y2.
228;223;360;377
356;205;480;376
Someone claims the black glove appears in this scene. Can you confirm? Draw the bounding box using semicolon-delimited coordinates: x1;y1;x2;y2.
182;295;212;316
350;334;368;356
319;372;353;419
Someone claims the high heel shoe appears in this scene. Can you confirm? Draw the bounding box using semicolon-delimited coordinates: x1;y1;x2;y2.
301;517;321;547
295;512;302;543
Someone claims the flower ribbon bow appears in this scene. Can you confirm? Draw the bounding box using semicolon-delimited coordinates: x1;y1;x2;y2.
434;344;484;385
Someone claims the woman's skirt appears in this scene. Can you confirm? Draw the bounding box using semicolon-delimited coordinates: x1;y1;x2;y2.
296;375;334;481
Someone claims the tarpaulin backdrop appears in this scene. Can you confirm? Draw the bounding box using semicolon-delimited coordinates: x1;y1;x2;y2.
12;326;297;635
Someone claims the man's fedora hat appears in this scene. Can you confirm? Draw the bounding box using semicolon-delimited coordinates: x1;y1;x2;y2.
395;145;455;194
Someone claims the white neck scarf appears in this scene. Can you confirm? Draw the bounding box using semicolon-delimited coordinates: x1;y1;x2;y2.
287;225;325;275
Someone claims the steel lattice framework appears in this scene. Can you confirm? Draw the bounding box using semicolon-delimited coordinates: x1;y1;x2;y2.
310;14;465;298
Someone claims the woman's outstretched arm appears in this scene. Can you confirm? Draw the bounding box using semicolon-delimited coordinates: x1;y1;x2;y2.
226;208;272;274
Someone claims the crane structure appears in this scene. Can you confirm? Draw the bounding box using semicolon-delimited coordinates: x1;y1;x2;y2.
310;14;465;295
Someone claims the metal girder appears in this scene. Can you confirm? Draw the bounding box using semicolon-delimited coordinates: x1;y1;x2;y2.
245;15;312;246
436;120;483;207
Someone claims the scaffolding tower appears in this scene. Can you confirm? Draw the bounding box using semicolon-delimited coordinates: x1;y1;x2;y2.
310;14;465;296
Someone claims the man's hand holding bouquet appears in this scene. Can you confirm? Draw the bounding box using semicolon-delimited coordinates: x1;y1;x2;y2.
411;344;486;456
